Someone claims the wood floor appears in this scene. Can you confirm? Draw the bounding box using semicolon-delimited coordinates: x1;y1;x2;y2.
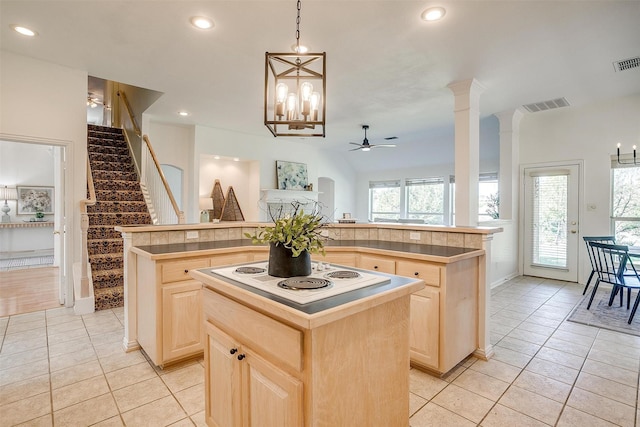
0;266;61;317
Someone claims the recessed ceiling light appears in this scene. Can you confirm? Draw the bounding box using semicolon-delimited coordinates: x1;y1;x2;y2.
178;111;189;116
214;155;220;160
11;25;38;37
190;16;214;30
233;158;240;162
421;7;446;22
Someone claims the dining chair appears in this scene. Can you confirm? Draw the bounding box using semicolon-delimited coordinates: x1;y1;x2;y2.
588;241;640;324
583;236;616;295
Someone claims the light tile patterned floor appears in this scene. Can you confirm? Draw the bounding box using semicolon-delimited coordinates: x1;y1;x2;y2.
0;276;639;426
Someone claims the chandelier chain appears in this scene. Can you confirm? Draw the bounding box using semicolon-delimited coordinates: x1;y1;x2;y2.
295;0;301;50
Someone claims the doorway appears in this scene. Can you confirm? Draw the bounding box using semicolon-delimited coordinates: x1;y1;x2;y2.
522;163;581;282
0;139;68;314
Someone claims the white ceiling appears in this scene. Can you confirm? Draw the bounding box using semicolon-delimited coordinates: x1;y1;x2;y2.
2;0;639;170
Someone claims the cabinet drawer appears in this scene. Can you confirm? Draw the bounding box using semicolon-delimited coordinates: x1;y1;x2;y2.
203;289;303;373
210;253;252;267
161;258;210;283
358;255;396;274
396;260;440;287
312;252;357;267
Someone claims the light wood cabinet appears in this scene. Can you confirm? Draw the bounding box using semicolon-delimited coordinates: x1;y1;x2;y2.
198;272;418;426
311;251;357;266
204;322;302;427
357;253;396;273
409;286;439;369
162;282;203;362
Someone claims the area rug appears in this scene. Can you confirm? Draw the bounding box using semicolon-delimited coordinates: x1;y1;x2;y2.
567;286;640;337
0;256;54;270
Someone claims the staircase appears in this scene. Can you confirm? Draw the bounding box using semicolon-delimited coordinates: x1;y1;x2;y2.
86;124;152;310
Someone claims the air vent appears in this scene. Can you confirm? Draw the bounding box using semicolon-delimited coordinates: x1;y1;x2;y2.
522;97;570;113
613;56;640;72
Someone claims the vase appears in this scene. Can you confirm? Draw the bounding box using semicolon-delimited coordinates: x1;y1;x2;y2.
268;242;311;278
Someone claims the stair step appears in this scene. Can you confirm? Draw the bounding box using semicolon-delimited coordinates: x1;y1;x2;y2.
91;170;138;182
87;239;123;255
88;144;130;156
88;212;152;226
93;179;141;192
94;286;124;311
91;160;135;173
87;137;127;149
89;152;132;164
94;190;145;202
89;254;123;271
88;226;122;240
87;200;148;213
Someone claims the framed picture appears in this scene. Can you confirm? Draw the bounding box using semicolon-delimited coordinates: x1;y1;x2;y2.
17;186;54;215
276;161;308;190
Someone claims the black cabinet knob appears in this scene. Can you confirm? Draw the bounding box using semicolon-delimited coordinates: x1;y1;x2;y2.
230;348;237;355
237;354;246;361
184;269;189;273
414;272;419;276
374;265;378;269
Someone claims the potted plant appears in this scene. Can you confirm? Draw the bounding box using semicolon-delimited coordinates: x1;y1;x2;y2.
245;202;327;277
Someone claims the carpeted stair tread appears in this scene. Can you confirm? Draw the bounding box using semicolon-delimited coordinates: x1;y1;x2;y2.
94;286;125;310
88;201;148;213
93;179;142;192
86;125;152;310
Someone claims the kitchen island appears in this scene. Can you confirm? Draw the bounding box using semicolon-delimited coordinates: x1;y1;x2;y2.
190;263;423;427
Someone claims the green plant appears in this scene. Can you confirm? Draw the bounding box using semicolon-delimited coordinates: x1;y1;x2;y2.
245;202;327;257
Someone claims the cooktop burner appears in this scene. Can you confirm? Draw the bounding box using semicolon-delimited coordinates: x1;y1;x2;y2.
235;266;266;274
325;270;361;279
278;277;333;290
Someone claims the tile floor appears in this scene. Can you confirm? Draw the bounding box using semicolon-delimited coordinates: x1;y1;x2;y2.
0;276;638;426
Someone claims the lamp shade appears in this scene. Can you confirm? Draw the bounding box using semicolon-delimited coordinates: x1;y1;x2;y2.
1;186;18;202
199;197;213;211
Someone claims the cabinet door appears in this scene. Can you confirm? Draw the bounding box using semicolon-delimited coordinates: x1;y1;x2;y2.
205;323;242;427
358;254;396;274
162;282;203;363
410;287;439;370
241;349;303;427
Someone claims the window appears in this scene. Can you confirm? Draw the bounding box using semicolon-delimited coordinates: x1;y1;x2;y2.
405;178;444;224
479;173;499;222
369;180;401;220
611;160;640;246
449;173;499;223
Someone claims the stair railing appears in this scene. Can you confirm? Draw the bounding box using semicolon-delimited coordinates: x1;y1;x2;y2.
79;157;97;299
142;135;185;224
116;89;184;224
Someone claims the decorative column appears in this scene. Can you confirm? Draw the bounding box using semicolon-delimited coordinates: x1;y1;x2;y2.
495;109;524;220
448;79;485;226
121;231;141;352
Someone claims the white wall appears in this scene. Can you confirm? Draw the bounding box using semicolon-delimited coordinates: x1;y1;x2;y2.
0;51;87;305
192;125;357;222
519;94;640;284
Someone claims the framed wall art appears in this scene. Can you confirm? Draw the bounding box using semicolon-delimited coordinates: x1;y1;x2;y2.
17;186;54;215
276;161;308;190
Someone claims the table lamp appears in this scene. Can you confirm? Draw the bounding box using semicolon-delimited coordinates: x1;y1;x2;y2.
199;197;213;223
1;185;18;223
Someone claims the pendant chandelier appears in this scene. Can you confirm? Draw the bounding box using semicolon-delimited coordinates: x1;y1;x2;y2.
264;0;326;137
616;143;637;165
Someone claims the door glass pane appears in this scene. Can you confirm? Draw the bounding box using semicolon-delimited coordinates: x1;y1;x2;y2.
531;175;568;268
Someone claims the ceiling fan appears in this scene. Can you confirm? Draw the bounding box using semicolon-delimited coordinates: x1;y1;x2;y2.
349;125;397;151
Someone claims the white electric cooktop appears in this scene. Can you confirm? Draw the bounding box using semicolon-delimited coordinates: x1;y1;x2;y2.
211;261;389;305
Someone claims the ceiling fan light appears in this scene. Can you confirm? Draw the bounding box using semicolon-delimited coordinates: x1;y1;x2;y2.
11;25;37;37
362;147;371;152
421;7;446;22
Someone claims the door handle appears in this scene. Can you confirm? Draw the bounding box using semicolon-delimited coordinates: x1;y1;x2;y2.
53;230;60;235
571;230;577;234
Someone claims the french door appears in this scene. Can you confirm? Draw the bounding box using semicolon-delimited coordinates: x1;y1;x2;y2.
523;164;580;282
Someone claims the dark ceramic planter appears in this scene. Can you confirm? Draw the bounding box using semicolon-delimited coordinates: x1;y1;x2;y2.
268;242;311;277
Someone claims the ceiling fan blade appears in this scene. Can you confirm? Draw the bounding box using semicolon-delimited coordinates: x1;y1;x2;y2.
349;147;363;151
371;144;397;148
384;136;398;140
349;142;362;146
